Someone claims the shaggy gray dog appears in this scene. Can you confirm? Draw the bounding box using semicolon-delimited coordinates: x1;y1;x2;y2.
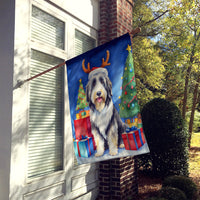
86;68;126;157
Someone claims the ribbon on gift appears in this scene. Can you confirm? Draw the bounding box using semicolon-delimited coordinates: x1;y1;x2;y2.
138;128;146;145
133;133;139;150
86;117;96;150
122;133;130;150
74;139;81;157
87;138;92;156
126;126;137;133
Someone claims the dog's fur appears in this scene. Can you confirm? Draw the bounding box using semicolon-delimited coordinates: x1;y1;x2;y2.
86;68;126;157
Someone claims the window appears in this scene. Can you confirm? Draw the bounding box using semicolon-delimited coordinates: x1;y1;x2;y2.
75;29;96;56
31;6;65;50
28;6;64;178
73;29;96;166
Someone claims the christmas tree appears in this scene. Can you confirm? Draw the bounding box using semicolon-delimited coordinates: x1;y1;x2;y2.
76;79;88;111
119;45;140;118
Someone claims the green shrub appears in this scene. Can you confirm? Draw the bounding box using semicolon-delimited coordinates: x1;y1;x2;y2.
141;98;189;177
159;186;187;200
163;175;198;200
136;153;153;174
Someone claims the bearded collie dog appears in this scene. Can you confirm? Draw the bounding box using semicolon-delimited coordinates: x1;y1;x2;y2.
86;68;126;157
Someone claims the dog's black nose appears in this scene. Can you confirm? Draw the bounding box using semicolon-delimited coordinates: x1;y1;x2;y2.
97;91;101;96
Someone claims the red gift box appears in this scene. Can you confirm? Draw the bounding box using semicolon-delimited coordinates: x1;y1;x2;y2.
74;116;96;150
122;128;146;150
74;116;91;139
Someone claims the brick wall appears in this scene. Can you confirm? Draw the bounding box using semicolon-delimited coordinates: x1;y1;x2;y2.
98;0;138;199
99;0;134;45
98;158;138;200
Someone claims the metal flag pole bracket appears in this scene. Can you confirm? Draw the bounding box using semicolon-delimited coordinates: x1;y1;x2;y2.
13;80;26;90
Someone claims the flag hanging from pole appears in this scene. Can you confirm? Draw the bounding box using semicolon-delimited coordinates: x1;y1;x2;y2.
66;33;149;164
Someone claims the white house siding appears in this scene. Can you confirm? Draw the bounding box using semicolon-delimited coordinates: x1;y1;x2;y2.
48;0;99;30
0;0;100;199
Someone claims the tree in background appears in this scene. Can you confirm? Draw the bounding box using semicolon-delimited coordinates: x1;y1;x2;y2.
161;0;200;145
132;0;200;147
162;0;200;116
132;0;166;107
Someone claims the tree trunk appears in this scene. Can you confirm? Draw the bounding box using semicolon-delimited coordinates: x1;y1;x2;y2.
196;92;200;109
182;65;192;119
182;32;199;119
188;74;200;147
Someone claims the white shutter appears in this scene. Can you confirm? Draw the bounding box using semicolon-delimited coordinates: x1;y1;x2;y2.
28;6;65;178
31;6;64;50
28;50;64;178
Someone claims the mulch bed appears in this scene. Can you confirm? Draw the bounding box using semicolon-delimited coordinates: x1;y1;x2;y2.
136;147;200;200
137;172;200;200
137;172;162;200
189;147;200;193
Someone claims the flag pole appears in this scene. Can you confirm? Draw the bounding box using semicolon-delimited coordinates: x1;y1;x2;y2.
15;61;66;88
130;27;141;36
129;27;141;45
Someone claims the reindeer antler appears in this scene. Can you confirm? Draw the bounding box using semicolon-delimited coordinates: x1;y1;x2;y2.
82;50;110;73
82;59;91;73
100;50;110;68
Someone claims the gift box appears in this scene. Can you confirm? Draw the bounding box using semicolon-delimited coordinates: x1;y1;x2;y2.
122;128;146;150
125;116;138;127
74;116;96;150
76;110;90;119
74;116;91;139
73;137;95;158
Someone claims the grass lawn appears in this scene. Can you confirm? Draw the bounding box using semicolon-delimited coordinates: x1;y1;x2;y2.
189;132;200;190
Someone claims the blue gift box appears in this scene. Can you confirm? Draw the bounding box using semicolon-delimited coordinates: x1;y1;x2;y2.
74;137;95;158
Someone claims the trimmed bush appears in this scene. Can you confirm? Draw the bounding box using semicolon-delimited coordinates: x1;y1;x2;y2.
141;98;189;177
159;186;187;200
163;175;198;200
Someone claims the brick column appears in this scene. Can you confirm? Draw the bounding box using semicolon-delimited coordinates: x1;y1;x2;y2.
99;0;134;45
98;0;138;200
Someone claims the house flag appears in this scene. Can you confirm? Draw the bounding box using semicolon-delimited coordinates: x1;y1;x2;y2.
66;33;149;164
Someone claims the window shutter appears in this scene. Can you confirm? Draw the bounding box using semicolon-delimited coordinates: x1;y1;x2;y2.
31;6;65;50
28;6;65;178
28;50;64;178
73;30;96;166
